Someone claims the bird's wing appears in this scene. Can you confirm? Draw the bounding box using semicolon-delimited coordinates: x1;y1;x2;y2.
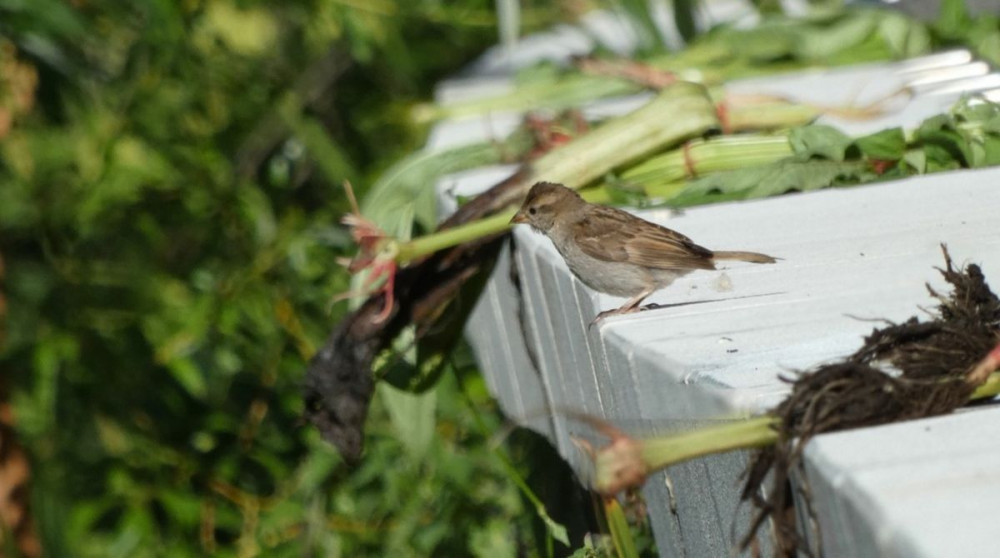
572;205;715;271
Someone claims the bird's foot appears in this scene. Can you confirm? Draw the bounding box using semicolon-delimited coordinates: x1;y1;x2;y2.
588;305;641;329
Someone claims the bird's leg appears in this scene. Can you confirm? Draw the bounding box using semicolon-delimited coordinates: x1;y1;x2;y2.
590;288;655;327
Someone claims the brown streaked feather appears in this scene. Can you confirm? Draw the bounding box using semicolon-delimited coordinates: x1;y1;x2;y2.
572;205;716;271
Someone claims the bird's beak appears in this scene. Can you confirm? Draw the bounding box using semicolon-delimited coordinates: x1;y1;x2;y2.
510;210;528;225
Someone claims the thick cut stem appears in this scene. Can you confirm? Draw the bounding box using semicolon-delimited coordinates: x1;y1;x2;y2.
640;416;780;472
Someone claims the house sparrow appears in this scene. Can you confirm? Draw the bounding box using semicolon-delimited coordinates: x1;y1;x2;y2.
511;182;777;323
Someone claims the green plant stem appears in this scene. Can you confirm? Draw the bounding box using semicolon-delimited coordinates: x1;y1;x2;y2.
605;498;640;558
972;372;1000;399
620;134;793;188
396;211;515;263
639;371;1000;474
640;416;779;472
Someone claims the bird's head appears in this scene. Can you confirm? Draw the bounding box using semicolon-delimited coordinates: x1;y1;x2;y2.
511;182;582;233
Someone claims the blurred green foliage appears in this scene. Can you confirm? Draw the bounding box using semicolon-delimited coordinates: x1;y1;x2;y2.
0;0;590;555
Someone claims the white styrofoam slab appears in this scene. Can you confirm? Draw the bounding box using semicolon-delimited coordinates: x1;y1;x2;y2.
804;406;1000;557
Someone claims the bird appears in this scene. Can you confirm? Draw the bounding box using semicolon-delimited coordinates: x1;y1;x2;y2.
510;182;777;324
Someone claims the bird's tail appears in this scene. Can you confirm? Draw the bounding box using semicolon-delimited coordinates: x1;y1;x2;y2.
711;250;778;264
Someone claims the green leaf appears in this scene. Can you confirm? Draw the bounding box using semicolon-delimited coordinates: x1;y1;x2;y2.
796;13;877;61
969;141;987;167
729;26;796;62
747;160;868;197
671;0;697;44
877;12;930;58
789;125;852;161
984;112;1000;135
540;505;570;547
855;127;906;160
157;490;202;527
903;148;927;173
296;444;341;493
568;534;614;558
602;176;654;208
611;0;668;51
917;128;970;169
913;111;973;170
973;136;1000;167
168;358;208;400
605;499;639;558
470;518;518;558
951;96;1000;126
238;185;278;246
674;159;869;205
28;333;78;435
917;114;951;133
974;30;1000;66
378;383;437;458
936;0;969;39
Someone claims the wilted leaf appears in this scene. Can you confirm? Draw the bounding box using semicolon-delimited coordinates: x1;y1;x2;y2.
916;127;969;170
796;14;877;61
903;148;927;173
746;160;868;197
936;0;969;40
971;136;1000;167
789;125;852;161
675;159;868;204
877;12;931;58
854;127;906;160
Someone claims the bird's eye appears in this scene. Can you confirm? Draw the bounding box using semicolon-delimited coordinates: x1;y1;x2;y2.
528;207;537;215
